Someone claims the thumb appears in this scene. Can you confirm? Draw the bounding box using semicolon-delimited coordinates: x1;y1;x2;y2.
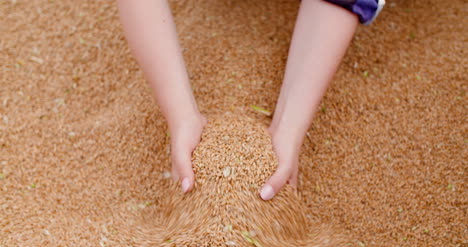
260;165;292;201
171;150;195;193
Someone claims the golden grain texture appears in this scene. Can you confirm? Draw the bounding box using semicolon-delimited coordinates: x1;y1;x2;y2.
114;114;344;246
0;0;466;246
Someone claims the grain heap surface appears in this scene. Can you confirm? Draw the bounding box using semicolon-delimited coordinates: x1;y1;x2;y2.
116;114;342;246
0;0;466;246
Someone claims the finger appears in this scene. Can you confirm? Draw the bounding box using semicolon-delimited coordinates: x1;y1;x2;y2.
171;151;195;193
260;165;292;201
288;168;299;190
171;165;180;182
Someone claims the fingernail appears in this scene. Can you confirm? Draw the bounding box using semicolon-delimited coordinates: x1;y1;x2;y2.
181;178;190;193
260;185;275;200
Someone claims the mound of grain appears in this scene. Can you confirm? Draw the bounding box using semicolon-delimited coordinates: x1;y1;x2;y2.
2;0;466;246
117;114;343;246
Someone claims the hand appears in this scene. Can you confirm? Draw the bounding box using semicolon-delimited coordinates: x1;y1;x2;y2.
259;0;357;201
118;0;206;194
170;115;207;193
259;127;302;201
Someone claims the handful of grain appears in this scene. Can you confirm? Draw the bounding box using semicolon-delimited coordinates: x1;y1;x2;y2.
122;114;342;246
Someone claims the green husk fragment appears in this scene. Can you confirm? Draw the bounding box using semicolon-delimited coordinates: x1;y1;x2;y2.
447;183;454;191
30;183;36;188
321;106;327;113
252;240;262;247
241;231;252;242
164;239;174;243
224;224;233;231
250;105;271;116
386;154;392;161
241;231;262;247
363;71;369;77
0;173;5;179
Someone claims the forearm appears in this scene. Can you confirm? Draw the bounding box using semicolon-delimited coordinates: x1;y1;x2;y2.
117;0;201;130
270;0;358;145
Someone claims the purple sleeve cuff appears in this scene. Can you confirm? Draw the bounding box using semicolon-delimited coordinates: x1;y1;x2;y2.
323;0;385;25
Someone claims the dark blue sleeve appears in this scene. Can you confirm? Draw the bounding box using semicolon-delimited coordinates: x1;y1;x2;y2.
323;0;385;25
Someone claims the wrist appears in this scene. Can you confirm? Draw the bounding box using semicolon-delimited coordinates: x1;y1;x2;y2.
168;111;205;135
268;122;305;151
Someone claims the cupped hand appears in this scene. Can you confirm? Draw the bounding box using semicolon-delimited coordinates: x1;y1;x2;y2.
170;115;207;193
259;127;302;201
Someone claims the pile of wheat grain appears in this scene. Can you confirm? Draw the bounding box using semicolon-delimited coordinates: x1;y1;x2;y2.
2;0;465;246
115;114;343;246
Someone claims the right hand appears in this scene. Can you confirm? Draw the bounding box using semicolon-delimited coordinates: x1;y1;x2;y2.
259;126;301;200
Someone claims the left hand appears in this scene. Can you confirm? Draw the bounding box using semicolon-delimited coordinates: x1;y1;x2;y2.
169;114;207;193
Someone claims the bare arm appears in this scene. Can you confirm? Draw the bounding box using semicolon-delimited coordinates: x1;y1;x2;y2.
261;0;358;200
118;0;205;193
